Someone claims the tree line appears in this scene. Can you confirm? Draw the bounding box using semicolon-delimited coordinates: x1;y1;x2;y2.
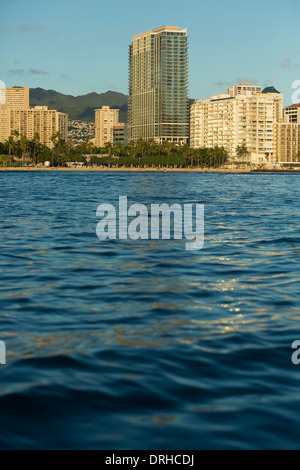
0;133;230;168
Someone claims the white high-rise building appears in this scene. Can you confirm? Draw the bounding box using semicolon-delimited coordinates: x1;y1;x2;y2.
190;84;283;165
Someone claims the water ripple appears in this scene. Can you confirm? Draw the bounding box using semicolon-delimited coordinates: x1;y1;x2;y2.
0;172;300;449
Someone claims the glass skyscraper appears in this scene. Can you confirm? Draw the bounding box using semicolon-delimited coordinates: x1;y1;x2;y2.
128;26;189;144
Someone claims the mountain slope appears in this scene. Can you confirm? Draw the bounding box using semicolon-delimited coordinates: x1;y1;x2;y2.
29;88;128;122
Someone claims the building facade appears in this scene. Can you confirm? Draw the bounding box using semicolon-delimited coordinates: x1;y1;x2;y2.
95;106;119;147
284;103;300;123
275;122;300;165
0;87;68;147
274;103;300;165
3;87;30;110
190;84;283;164
128;26;189;144
228;83;262;97
113;124;128;146
0;105;11;143
8;106;68;147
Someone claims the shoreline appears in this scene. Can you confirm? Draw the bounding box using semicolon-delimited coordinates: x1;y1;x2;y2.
0;166;266;173
0;167;299;173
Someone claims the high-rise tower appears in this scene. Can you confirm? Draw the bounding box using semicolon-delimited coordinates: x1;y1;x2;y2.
128;26;189;144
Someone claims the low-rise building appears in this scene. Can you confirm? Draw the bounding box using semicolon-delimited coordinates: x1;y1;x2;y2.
113;124;127;146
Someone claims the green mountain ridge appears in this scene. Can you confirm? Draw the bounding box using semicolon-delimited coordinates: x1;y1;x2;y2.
29;88;128;123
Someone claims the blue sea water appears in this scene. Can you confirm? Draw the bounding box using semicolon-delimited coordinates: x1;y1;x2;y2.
0;171;300;450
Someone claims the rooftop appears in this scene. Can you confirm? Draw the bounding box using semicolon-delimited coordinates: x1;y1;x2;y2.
153;26;182;33
133;26;187;39
285;103;300;109
262;86;280;94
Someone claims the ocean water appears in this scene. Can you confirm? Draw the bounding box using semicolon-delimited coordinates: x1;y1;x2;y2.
0;171;300;450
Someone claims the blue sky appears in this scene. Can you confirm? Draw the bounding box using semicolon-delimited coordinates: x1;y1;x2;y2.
0;0;299;105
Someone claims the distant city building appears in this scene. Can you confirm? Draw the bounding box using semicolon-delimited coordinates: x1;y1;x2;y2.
284;103;300;123
113;124;127;146
228;83;262;97
274;103;300;166
0;105;10;143
0;88;68;146
95;106;119;147
9;106;68;147
275;122;300;166
190;83;283;165
128;26;189;144
3;87;30;110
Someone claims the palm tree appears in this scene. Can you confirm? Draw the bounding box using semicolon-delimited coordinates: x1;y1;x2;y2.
84;140;94;155
65;139;74;161
114;142;125;157
50;134;57;166
50;132;62;166
19;135;29;165
147;139;158;156
163;141;175;168
127;141;138;158
103;141;113;156
209;148;214;168
180;144;190;167
7;130;20;165
6;136;14;165
236;145;250;162
32;133;40;166
190;148;195;167
11;129;20;141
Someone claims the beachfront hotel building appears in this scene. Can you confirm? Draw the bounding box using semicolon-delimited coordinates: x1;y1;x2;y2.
274;103;300;166
283;103;300;123
94;106;119;147
190;83;283;165
0;88;68;147
9;106;68;147
228;83;262;97
128;26;189;144
275;122;300;166
3;87;30;110
0;87;30;143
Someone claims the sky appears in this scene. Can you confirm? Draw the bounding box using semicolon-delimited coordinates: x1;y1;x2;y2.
0;0;299;106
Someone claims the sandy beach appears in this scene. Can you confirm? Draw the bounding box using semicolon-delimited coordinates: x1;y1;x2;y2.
0;166;251;172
